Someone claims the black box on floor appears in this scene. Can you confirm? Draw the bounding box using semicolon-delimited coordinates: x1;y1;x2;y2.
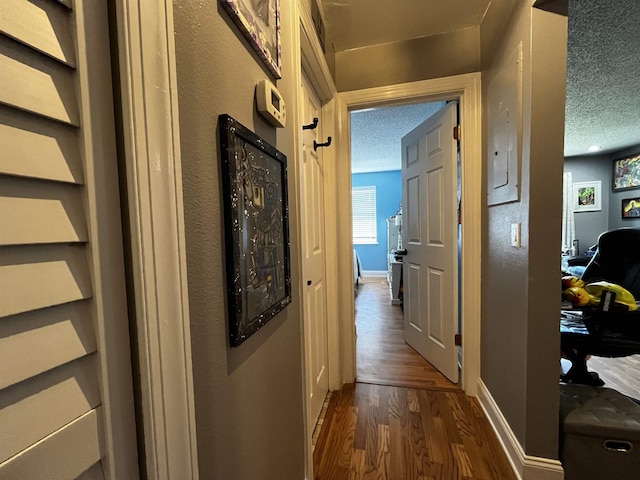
559;384;640;480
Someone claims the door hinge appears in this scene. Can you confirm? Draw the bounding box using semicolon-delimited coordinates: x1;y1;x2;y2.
454;333;462;347
453;125;461;140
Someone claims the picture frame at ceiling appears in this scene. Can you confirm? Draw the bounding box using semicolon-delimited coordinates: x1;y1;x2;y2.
220;0;282;78
622;197;640;219
612;152;640;192
573;181;602;212
219;114;291;347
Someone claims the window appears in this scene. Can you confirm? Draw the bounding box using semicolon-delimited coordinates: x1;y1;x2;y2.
352;186;377;244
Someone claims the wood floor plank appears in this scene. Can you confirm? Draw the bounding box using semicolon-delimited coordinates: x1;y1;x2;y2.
353;384;369;451
408;410;429;478
451;443;474;479
315;385;353;479
388;413;407;480
364;400;379;469
441;395;462;447
442;392;469;443
375;386;390;426
407;388;420;413
448;394;493;480
371;424;390;479
349;448;365;479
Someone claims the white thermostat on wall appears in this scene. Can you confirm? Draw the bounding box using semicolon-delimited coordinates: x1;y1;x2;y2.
256;79;286;128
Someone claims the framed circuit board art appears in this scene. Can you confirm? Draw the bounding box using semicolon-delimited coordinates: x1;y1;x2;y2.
219;114;291;346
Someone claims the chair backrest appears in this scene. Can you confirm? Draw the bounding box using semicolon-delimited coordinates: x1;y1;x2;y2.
582;227;640;298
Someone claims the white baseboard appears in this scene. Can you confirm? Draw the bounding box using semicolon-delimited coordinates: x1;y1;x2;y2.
361;270;387;277
477;379;564;480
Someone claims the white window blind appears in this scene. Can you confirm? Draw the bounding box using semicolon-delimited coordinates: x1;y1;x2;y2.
352;186;377;244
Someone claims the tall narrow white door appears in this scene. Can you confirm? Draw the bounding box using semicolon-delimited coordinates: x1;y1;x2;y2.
401;102;459;383
300;73;329;429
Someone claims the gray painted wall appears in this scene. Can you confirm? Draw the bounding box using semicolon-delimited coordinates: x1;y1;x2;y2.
564;154;610;251
481;3;567;459
480;0;518;69
173;2;305;479
334;27;481;92
564;144;640;251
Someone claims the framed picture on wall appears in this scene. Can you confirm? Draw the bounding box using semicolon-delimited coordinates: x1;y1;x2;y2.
220;0;282;78
573;181;602;212
219;114;291;346
612;152;640;191
622;197;640;219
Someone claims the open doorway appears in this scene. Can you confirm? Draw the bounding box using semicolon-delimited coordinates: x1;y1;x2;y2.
349;101;461;389
333;73;482;396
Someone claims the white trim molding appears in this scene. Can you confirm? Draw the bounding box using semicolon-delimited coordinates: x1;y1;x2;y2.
296;2;339;479
337;73;483;395
478;379;564;480
113;0;199;478
361;270;388;278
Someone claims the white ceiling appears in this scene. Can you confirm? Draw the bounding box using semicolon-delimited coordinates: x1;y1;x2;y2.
323;0;640;170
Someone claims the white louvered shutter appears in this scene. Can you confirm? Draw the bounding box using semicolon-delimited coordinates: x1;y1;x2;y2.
0;1;138;478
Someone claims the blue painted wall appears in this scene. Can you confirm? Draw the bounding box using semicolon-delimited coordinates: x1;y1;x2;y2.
352;170;402;271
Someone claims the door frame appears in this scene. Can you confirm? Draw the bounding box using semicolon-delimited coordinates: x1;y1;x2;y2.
299;68;330;442
335;73;482;395
112;0;199;478
296;2;339;479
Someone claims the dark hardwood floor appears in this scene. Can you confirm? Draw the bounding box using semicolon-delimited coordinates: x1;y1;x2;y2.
355;278;461;391
313;278;517;480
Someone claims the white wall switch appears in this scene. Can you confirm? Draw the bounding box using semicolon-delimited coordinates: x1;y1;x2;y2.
511;222;521;247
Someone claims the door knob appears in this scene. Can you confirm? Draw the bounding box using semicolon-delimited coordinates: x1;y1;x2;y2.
307;280;312;286
394;249;407;261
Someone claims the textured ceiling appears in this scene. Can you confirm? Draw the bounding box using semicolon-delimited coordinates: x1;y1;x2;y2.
327;0;640;167
564;0;640;156
351;102;445;174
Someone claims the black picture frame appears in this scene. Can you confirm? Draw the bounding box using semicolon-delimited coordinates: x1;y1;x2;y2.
622;197;640;219
219;114;291;347
612;152;640;192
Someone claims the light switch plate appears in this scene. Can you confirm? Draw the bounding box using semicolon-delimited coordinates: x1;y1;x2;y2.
511;223;521;247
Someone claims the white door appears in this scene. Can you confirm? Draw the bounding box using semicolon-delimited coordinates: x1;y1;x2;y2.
0;1;138;478
300;73;329;429
401;102;459;383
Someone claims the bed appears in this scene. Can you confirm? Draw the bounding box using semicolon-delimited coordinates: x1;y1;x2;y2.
353;249;363;295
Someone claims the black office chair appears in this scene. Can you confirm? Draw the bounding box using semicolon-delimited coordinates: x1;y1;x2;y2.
560;227;640;386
